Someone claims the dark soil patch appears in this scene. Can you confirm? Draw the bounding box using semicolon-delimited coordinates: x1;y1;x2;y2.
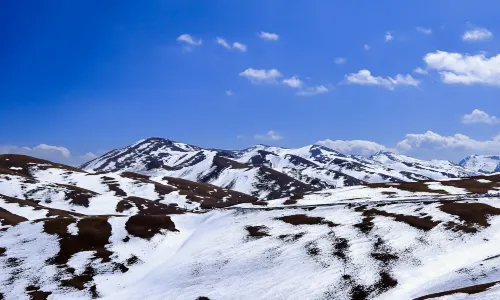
439;202;500;228
116;196;184;215
126;255;141;266
101;176;127;197
42;216;113;265
125;215;178;239
197;297;210;300
251;201;268;206
277;214;337;227
367;181;448;194
60;185;98;207
120;172;150;180
277;232;305;242
163;176;258;208
332;237;349;260
0;154;85;177
356;207;440;232
283;199;297;205
0;194;84;218
440;176;500;194
305;241;320;257
414;280;499;300
0;207;28;226
25;286;52;300
354;216;375;234
61;265;97;293
245;225;270;238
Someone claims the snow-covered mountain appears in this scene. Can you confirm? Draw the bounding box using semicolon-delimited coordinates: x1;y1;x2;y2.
459;154;500;174
0;154;257;211
3;152;500;299
370;152;473;179
81;138;317;200
81;138;480;199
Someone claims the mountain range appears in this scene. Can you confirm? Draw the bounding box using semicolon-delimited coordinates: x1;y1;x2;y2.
80;137;479;200
3;138;500;299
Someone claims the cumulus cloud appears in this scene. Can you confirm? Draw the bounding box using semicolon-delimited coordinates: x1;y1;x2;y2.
239;68;282;83
296;85;328;96
396;131;500;155
462;109;500;125
462;28;493;41
282;76;304;88
334;57;347;64
413;67;428;75
216;38;247;52
0;144;97;166
216;37;231;49
232;42;247;52
258;32;279;41
385;32;394;42
345;70;420;90
225;90;234;96
254;130;283;141
317;139;394;156
424;51;500;86
416;27;432;35
364;44;370;51
177;34;202;46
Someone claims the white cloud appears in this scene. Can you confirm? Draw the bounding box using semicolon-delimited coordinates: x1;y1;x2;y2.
296;85;328;96
317;139;394;156
282;76;304;88
413;67;428;75
254;130;283;141
225;90;234;96
416;27;432;35
396;131;500;154
462;28;493;41
334;57;347;64
364;44;370;51
232;42;247;52
345;69;420;90
176;34;202;46
424;51;500;86
216;38;247;52
216;37;231;49
239;68;282;83
385;31;394;42
0;144;97;166
258;32;279;41
462;109;500;125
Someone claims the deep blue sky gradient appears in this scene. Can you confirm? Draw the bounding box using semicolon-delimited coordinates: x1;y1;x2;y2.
2;0;500;159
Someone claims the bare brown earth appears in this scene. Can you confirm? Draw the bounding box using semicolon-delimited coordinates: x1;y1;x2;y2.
245;225;270;238
367;174;500;195
116;196;185;215
355;206;441;232
0;154;85;177
277;214;337;227
414;280;500;299
0;194;84;218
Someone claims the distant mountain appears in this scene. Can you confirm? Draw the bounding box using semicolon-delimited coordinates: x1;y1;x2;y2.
81;138;318;200
370;151;473;179
81;138;481;199
459;154;500;174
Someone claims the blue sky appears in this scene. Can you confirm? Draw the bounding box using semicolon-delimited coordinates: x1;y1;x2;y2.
2;0;500;164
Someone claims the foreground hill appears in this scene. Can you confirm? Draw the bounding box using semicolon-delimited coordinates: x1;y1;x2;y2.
2;176;500;299
0;154;257;211
2;154;500;299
